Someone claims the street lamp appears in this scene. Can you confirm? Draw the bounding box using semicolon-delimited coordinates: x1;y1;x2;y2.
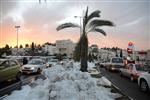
74;16;84;60
74;16;83;38
15;25;20;56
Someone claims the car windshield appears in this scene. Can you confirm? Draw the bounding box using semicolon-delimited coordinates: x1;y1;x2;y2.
135;65;149;71
112;58;123;63
28;60;43;65
50;59;58;62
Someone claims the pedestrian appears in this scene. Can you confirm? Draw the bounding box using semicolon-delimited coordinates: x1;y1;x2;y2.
23;57;28;65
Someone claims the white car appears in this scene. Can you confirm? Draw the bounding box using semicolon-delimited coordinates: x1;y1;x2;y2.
46;59;58;67
21;59;46;74
105;57;124;71
120;64;148;81
138;70;150;92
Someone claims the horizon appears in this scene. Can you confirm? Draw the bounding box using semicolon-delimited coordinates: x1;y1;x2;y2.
1;40;149;51
0;0;150;51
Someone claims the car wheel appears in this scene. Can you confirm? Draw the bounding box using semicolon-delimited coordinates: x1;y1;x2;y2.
16;72;21;81
130;75;135;82
140;79;149;92
37;68;42;74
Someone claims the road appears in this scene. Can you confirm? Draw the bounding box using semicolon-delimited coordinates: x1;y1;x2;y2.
99;67;150;100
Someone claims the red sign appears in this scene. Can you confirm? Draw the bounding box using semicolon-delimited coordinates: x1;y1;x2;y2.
127;42;134;54
127;48;133;54
128;42;133;46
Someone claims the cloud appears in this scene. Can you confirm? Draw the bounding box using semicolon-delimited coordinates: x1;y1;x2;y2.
1;0;149;50
119;17;145;27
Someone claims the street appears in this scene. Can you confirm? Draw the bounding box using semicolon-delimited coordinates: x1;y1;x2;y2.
99;67;150;100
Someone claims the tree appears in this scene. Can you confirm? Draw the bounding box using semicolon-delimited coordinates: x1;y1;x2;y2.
0;44;11;57
31;42;35;56
56;7;114;72
19;45;23;48
25;44;29;48
120;49;123;57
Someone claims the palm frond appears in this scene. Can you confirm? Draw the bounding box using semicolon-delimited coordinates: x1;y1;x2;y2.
85;10;101;26
90;28;107;36
56;23;79;31
88;19;115;28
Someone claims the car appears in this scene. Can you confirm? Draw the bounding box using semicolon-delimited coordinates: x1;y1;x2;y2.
119;64;149;82
0;59;21;83
138;69;150;92
21;59;46;74
99;61;107;68
46;59;59;67
105;57;124;71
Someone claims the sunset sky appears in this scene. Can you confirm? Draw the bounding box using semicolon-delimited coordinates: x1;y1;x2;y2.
0;0;149;50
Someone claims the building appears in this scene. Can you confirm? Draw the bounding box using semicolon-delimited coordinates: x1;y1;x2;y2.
98;49;116;62
56;39;75;57
11;48;26;56
42;44;58;55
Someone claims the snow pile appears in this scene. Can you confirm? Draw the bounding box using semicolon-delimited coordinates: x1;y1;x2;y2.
87;62;95;71
3;61;119;100
97;77;112;87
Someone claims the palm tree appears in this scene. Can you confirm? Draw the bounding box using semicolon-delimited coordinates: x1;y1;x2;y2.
56;7;115;72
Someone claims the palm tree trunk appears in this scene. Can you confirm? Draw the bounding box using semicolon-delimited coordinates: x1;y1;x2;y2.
80;35;88;72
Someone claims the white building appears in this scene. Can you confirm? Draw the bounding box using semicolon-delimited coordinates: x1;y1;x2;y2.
11;48;26;56
43;44;58;55
98;49;116;62
56;39;75;57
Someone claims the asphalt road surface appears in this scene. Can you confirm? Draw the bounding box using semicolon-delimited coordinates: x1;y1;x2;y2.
99;67;150;100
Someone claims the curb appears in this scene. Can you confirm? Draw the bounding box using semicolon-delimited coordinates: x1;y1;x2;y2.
111;83;134;100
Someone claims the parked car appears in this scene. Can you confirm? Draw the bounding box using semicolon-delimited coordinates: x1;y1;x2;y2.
105;57;124;71
46;59;58;67
0;59;21;83
21;59;46;74
119;64;148;82
138;69;150;92
99;61;107;68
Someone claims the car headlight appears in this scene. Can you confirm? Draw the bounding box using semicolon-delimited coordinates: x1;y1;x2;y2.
46;64;49;66
31;67;35;70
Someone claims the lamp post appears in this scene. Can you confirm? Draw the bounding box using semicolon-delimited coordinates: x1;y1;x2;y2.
15;25;20;56
74;16;82;38
74;16;83;61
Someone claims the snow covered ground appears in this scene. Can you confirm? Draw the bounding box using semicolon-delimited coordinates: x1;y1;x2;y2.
3;61;121;100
